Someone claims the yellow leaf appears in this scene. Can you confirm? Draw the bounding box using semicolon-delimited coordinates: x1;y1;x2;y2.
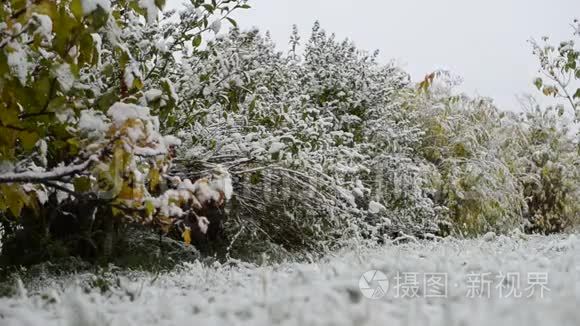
144;200;155;217
118;182;140;201
149;167;160;191
182;227;191;245
132;77;144;90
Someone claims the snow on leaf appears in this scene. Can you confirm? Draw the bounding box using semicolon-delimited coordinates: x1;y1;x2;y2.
53;63;76;92
79;109;110;135
144;89;163;102
81;0;112;15
368;201;385;214
197;215;209;234
5;42;31;85
107;103;151;126
31;14;53;38
139;0;159;24
269;142;286;154
210;20;222;34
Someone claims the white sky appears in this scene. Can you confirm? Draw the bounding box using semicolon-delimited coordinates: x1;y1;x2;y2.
168;0;580;111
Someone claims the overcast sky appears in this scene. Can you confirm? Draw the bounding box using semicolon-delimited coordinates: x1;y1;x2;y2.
169;0;580;110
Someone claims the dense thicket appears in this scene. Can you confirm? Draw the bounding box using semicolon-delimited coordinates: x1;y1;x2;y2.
165;24;578;256
0;1;578;267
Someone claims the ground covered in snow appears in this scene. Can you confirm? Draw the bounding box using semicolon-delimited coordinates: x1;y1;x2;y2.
1;234;579;326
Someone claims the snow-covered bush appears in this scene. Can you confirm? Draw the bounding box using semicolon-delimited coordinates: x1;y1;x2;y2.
414;86;525;235
165;22;578;257
0;0;248;265
165;24;443;258
506;103;579;234
415;69;579;236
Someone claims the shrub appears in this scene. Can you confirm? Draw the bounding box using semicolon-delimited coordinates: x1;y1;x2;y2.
0;0;248;266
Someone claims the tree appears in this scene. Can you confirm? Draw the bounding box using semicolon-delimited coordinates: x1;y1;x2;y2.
0;0;247;265
531;20;580;123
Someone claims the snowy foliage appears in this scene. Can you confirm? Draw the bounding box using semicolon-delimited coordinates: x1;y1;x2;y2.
161;21;578;256
0;0;578;266
0;0;249;264
162;24;445;257
414;71;579;236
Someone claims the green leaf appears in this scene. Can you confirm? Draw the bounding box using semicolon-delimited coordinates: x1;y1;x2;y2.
118;50;130;70
89;6;110;29
202;4;214;13
71;0;84;20
47;96;67;112
52;7;81;57
96;91;119;111
1;185;28;218
67;137;80;155
74;176;92;192
154;0;166;9
533;77;543;90
78;32;96;66
35;78;53;107
160;79;177;105
573;88;580;99
226;17;237;28
8;196;24;217
250;172;262;185
19;131;39;151
192;35;202;47
129;0;146;16
0;103;19;125
10;0;27;14
33;0;58;20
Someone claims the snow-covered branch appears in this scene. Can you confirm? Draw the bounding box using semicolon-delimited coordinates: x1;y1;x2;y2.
0;156;97;184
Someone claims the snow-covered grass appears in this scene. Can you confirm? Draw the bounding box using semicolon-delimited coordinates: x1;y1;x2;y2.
1;234;579;326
